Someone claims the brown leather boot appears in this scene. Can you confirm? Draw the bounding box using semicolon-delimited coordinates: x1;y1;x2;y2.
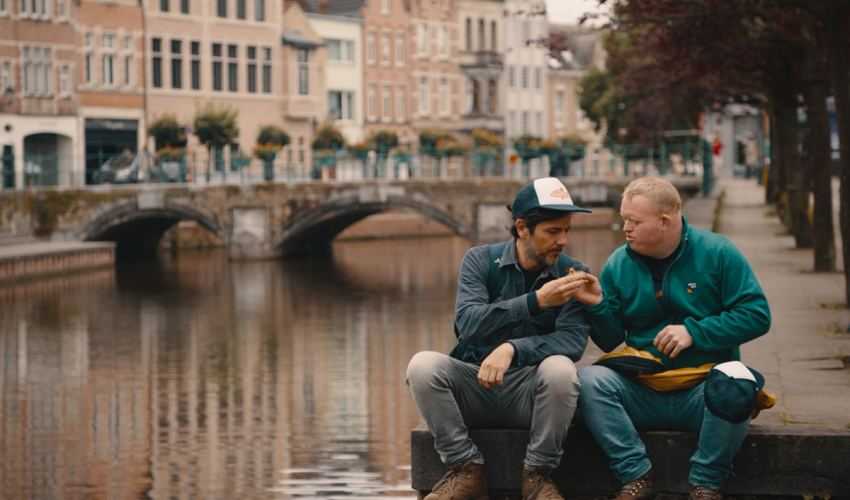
521;467;564;500
688;485;723;500
424;461;488;500
613;470;655;500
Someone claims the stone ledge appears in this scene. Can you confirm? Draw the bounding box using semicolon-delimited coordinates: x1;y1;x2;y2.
411;425;850;497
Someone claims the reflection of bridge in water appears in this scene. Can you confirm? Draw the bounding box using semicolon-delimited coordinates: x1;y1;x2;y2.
1;236;509;499
0;177;699;259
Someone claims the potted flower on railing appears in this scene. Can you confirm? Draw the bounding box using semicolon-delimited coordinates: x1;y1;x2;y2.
311;124;347;180
419;129;451;177
370;130;399;178
348;141;372;179
436;137;469;178
253;125;290;181
156;145;187;182
513;135;544;178
471;128;504;176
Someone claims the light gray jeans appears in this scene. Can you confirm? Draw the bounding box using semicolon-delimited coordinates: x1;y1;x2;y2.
406;351;580;469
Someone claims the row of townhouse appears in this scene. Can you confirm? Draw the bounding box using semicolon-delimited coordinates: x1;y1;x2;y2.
0;0;604;189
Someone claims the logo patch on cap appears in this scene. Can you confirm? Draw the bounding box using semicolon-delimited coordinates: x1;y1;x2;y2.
534;178;575;206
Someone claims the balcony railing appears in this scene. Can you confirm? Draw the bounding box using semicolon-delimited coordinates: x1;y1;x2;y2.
458;51;503;70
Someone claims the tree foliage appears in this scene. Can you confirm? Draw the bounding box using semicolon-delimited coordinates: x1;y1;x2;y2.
193;104;239;149
148;114;187;150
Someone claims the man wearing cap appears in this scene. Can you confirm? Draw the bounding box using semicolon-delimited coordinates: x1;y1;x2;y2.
567;176;771;500
406;177;594;500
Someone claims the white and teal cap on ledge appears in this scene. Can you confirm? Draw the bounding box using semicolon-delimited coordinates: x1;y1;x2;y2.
511;177;592;217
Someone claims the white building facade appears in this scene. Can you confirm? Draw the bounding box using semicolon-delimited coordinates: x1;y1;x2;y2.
307;12;365;144
503;0;548;141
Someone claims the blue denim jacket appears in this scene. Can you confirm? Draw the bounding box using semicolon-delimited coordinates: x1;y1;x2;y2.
450;239;591;367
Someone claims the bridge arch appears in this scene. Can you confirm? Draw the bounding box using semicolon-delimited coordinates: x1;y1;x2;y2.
276;197;470;256
80;201;223;257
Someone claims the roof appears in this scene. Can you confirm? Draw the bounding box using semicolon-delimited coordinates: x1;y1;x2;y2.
547;23;604;72
298;0;364;17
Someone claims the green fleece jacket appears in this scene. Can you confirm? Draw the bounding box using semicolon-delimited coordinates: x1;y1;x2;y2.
586;219;771;369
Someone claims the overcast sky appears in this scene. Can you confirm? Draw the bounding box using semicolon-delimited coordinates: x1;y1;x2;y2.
545;0;608;25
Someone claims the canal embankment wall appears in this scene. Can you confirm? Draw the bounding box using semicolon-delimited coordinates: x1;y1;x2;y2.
0;241;115;284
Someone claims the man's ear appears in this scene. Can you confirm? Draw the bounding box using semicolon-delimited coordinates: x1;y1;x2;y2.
515;218;529;238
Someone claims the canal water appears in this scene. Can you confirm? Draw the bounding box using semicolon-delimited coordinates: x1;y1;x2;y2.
0;229;621;500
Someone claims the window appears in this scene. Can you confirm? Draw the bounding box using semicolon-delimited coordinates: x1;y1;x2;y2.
328;90;354;120
395;33;405;66
439;78;449;115
522;111;529;134
471;79;479;112
508;66;515;88
464;78;472;113
326;39;354;63
170;39;182;89
380;0;389;14
261;46;271;93
227;44;238;91
122;35;134;87
366;32;376;65
56;0;65;17
367;84;377;120
236;0;245;18
521;66;528;89
522;20;530;45
382;84;392;121
418;76;429;114
160;0;168;12
297;48;309;95
102;34;116;86
509;111;516;137
396;85;405;122
211;42;222;91
491;20;497;51
535;111;542;135
216;0;226;17
554;90;564;126
0;0;8;15
465;18;472;51
180;0;189;14
20;0;48;17
124;53;133;86
417;24;427;56
22;47;51;96
190;41;200;89
58;64;70;96
488;79;497;114
84;32;94;85
246;45;257;93
254;0;264;21
439;26;448;57
534;67;541;89
478;19;485;51
152;37;163;88
381;33;390;65
1;61;13;92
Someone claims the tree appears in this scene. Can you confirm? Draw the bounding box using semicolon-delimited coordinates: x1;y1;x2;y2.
311;123;346;151
148;114;187;150
593;0;848;303
194;104;239;150
253;125;289;181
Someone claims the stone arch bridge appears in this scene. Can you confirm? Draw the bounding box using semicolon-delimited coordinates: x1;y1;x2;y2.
0;178;700;259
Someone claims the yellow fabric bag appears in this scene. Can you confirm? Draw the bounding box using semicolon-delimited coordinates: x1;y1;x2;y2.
594;347;776;418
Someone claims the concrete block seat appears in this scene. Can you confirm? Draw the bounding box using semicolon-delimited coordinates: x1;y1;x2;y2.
411;424;850;499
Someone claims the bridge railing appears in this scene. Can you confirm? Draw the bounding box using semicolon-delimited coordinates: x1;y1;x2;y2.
2;146;708;191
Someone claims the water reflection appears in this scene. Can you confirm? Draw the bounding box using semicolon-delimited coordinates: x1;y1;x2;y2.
0;230;620;500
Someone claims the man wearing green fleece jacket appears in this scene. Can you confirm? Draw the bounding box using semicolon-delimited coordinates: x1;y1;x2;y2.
569;177;771;500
